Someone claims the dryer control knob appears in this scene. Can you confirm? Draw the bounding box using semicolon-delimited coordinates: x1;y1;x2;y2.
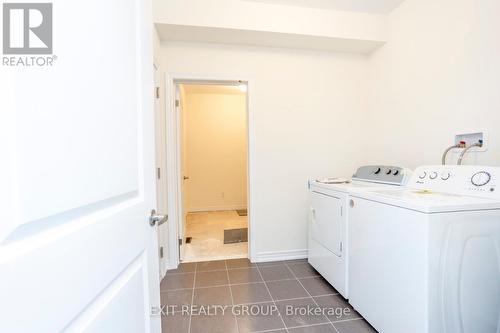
471;171;491;187
419;172;427;179
429;172;438;180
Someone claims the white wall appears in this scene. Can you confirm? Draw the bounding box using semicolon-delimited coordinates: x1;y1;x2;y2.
157;0;500;261
154;0;387;43
159;42;368;257
366;0;500;168
182;89;248;212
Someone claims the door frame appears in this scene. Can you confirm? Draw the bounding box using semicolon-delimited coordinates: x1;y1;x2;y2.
153;60;168;278
163;73;255;270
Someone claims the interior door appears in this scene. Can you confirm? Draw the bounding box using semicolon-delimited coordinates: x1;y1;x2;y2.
0;1;161;332
311;192;343;256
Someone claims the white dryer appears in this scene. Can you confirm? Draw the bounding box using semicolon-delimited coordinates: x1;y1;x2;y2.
308;165;412;299
348;165;500;333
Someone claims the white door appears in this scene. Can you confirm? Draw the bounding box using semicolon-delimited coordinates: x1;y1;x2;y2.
311;192;343;256
0;1;161;332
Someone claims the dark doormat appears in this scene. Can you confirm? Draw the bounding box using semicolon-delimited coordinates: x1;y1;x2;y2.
236;209;248;216
224;228;248;244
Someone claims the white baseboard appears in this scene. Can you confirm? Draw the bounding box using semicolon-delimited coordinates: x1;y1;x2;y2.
164;260;177;275
187;205;247;213
252;249;308;263
163;250;307;270
182;254;248;263
160;253;175;278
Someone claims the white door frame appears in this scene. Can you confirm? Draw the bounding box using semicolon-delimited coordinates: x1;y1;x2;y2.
163;73;255;269
153;60;168;278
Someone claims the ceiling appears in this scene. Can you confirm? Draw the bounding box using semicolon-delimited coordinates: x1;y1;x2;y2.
244;0;406;14
181;84;247;95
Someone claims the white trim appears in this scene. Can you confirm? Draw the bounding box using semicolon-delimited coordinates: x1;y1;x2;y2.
186;205;247;213
162;260;174;275
182;253;247;263
164;74;180;270
252;249;308;263
159;258;169;279
153;63;169;284
164;73;255;268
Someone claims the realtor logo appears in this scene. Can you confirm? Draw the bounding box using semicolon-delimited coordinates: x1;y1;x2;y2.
3;3;53;54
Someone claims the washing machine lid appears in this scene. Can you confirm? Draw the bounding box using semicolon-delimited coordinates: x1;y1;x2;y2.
351;188;500;213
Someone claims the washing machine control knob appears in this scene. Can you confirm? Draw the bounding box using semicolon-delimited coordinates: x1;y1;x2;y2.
471;171;491;187
418;172;427;179
429;172;438;180
441;172;451;181
374;168;381;175
386;169;392;175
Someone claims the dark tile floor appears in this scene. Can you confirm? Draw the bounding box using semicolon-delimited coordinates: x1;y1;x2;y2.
160;258;377;333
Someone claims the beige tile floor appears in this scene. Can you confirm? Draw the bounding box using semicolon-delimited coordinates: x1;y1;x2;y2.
182;210;248;262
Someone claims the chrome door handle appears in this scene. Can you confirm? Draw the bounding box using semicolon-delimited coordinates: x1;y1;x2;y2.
150;209;168;227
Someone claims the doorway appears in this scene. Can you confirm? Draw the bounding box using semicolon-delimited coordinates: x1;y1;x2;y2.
179;83;248;262
161;77;251;268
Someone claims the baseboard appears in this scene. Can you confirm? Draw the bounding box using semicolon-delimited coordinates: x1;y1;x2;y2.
164;260;177;275
164;250;307;267
187;205;247;213
182;254;248;263
160;266;166;280
252;249;308;263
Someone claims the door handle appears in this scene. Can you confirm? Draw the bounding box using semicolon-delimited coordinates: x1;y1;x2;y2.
183;176;190;180
149;209;168;227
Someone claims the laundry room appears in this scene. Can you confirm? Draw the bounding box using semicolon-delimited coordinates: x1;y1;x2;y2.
151;1;500;332
154;0;500;265
2;0;500;332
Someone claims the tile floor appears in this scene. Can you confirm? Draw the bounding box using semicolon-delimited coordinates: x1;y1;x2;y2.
182;211;248;262
160;258;377;333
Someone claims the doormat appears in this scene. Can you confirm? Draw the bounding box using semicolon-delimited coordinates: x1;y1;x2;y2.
224;228;248;244
236;209;248;216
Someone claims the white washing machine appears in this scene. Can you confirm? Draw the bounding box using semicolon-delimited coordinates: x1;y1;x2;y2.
348;165;500;333
308;165;412;299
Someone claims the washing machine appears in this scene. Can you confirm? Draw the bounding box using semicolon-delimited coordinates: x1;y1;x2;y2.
348;165;500;333
308;165;412;299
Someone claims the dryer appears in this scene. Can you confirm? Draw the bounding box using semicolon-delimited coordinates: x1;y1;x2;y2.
308;165;412;299
348;165;500;333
